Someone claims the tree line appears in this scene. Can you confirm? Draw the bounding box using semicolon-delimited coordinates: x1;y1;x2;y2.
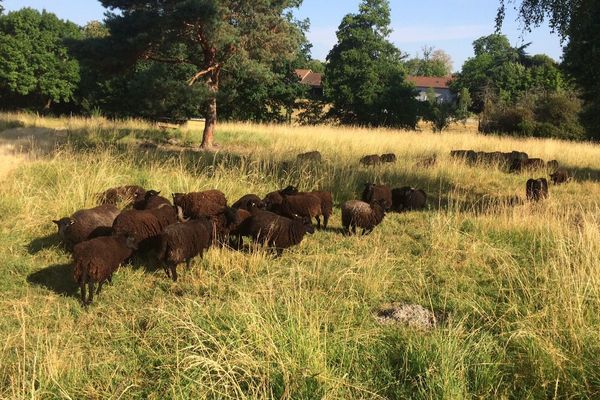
0;0;596;146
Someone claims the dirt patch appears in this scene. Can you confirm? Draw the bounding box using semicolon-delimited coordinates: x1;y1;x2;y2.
375;303;445;330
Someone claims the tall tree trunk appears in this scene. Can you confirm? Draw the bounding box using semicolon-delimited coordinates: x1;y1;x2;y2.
200;71;219;149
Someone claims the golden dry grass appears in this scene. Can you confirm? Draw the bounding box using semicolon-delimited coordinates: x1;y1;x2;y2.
1;111;600;398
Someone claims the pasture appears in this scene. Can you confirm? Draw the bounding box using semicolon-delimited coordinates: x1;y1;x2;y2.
1;112;600;399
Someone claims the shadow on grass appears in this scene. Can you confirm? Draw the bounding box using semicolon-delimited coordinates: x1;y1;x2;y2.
27;263;78;297
27;233;62;254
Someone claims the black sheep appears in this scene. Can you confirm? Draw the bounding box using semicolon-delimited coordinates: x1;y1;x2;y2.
237;203;315;256
158;218;213;281
279;185;332;229
360;154;381;166
341;199;386;235
550;169;571;185
546;160;560;173
526;178;549;201
112;204;178;251
133;190;172;210
232;194;264;211
72;234;137;304
172;190;227;219
391;187;427;212
361;183;392;211
380;153;397;163
53;204;120;250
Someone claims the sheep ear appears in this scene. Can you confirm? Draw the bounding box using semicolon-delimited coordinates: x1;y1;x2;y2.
52;220;60;225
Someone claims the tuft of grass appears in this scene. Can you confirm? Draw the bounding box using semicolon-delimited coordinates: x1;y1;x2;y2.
1;112;600;398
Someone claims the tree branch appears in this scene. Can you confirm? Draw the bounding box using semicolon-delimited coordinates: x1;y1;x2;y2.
187;64;220;86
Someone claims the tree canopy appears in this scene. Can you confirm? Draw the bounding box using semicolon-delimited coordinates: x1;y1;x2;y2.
0;8;81;110
324;0;418;128
98;0;306;148
405;46;453;77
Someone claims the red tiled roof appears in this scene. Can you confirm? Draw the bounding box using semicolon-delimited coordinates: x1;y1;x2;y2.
295;69;322;88
406;76;452;89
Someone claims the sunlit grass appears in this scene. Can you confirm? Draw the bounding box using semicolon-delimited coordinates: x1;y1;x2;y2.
1;112;600;398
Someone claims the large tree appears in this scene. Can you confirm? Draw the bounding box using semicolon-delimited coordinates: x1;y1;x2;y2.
496;0;600;137
324;0;418;128
99;0;305;148
0;8;81;110
405;46;453;77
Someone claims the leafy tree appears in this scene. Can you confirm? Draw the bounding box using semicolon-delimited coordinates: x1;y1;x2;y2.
99;0;306;148
405;46;452;76
422;88;454;132
0;1;4;15
0;8;81;111
324;0;418;128
455;87;472;124
452;33;566;112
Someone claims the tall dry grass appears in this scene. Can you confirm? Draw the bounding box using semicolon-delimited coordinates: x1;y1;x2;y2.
1;112;600;398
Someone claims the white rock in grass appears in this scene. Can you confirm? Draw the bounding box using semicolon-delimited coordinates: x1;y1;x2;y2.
375;303;443;330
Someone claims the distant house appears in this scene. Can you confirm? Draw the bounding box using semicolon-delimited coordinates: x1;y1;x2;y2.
406;76;455;103
294;69;324;97
294;69;455;103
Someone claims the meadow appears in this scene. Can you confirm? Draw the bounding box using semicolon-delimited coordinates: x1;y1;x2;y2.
1;112;600;399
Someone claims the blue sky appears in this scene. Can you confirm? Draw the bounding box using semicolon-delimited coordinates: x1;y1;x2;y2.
3;0;563;71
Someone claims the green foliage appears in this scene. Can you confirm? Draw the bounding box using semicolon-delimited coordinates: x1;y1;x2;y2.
0;8;81;110
453;34;567;113
455;87;472;124
405;46;453;77
324;0;418;128
563;0;600;138
480;90;585;140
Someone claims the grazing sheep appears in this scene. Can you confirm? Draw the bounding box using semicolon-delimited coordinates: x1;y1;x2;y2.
341;199;386;235
232;194;264;211
511;158;546;172
526;178;549;201
360;154;381;166
361;183;392;211
391;187;427;212
550;168;571;185
172;190;227;219
53;204;120;250
546;160;559;173
237;203;315;256
133;190;172;210
297;151;322;162
72;234;137;304
158;218;213;281
280;185;333;229
510;151;529;162
112;204;178;251
380;153;397;163
97;185;146;206
267;192;322;228
228;208;253;249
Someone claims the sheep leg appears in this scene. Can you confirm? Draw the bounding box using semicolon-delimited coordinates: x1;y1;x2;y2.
274;248;284;258
185;259;192;269
315;216;321;229
80;282;87;305
323;214;329;229
88;281;95;303
96;281;104;295
170;263;178;282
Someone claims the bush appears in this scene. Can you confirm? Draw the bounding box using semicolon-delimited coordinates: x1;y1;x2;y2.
479;91;585;140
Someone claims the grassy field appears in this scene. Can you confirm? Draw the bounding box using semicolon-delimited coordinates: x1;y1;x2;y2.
1;112;600;399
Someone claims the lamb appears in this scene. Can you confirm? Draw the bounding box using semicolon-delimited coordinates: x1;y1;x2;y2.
280;185;333;229
550;168;571;185
380;153;397;163
133;190;172;210
361;183;392;211
232;194;264;211
53;204;120;250
172;190;227;219
112;203;178;251
237;203;315;256
416;154;437;168
158;218;213;281
360;154;381;166
526;178;549;201
297;151;322;162
72;234;137;304
341;199;386;235
546;160;559;173
391;187;427;212
97;185;146;206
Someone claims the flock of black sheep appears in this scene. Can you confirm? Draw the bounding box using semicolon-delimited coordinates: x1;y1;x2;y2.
52;149;570;305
